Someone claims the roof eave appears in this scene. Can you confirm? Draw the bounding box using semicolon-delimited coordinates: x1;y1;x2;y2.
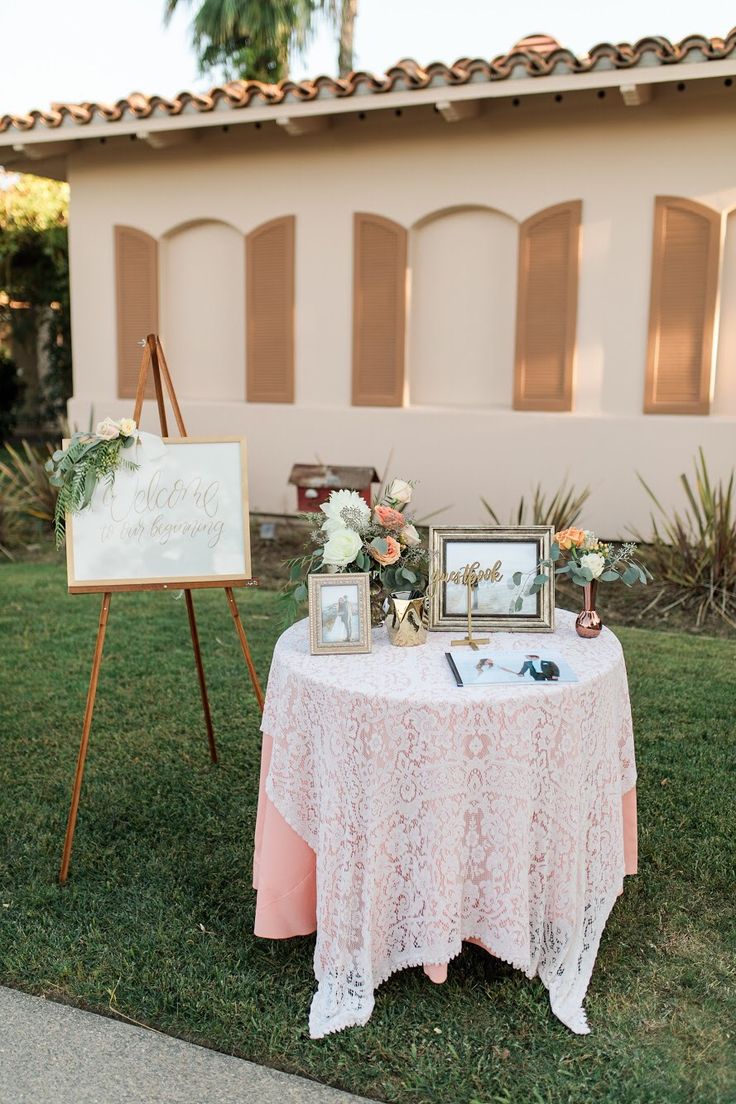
2;54;735;162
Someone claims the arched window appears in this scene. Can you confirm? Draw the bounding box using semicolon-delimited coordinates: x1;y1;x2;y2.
160;220;245;401
408;207;517;408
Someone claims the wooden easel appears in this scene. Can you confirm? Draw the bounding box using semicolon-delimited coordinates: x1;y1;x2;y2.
58;334;264;883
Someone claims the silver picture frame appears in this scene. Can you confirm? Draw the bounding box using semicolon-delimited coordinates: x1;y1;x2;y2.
308;572;372;655
428;526;555;633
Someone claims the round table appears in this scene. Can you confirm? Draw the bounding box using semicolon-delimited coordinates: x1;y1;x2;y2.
253;609;637;1038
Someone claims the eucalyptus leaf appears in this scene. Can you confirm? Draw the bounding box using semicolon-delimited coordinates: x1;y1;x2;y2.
600;570;620;582
512;571;522;586
550;543;560;562
514;596;523;612
534;573;548;586
293;583;308;602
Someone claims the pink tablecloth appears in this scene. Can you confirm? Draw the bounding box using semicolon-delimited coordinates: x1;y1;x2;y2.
254;732;638;968
254;611;638;1037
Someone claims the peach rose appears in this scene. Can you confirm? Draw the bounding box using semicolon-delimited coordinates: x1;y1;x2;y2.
369;535;401;566
374;505;406;529
554;527;586;550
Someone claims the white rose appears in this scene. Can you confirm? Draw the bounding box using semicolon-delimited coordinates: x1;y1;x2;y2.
400;523;421;547
580;551;606;579
322;527;363;568
118;418;137;437
386;479;412;505
96;417;120;440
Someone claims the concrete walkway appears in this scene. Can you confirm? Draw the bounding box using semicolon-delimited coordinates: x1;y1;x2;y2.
0;986;374;1104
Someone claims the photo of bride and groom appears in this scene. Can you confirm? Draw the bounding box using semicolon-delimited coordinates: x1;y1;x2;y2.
321;585;360;645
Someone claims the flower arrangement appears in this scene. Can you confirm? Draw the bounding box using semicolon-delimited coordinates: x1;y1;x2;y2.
283;478;429;623
46;417;139;547
551;528;652;588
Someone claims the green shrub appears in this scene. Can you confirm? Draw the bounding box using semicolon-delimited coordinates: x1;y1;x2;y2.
0;440;56;558
637;448;736;629
482;478;590;534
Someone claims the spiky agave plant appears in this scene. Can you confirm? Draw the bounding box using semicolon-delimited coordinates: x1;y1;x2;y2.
482;478;591;535
637;448;736;628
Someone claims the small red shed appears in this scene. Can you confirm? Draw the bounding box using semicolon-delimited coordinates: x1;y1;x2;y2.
288;464;380;513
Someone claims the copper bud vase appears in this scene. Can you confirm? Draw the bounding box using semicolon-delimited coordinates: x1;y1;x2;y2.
576;581;603;638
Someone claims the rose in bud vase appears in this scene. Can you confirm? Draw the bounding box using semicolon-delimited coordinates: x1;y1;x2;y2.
549;528;652;637
283;479;430;627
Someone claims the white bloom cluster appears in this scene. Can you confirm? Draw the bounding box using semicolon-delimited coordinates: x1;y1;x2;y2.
95;417;137;441
319;490;370;567
320;489;371;535
579;551;606;579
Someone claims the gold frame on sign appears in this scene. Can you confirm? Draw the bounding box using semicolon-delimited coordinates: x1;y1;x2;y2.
428;526;555;633
308;573;372;656
65;436;251;594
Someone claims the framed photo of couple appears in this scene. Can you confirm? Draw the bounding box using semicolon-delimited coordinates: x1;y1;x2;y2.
308;573;372;655
428;525;555;633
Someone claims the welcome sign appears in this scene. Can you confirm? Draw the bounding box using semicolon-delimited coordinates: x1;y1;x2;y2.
66;436;251;593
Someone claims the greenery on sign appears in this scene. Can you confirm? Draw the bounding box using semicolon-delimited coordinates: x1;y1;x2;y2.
0;171;71;434
164;0;358;83
483;478;591;535
637;447;736;628
282;479;429;623
46;419;139;548
0;564;734;1104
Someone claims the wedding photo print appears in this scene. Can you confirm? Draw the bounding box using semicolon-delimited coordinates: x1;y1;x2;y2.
429;527;555;632
308;573;372;655
446;651;579;688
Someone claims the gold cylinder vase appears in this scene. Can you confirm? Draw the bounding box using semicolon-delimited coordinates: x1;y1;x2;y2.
386;595;427;647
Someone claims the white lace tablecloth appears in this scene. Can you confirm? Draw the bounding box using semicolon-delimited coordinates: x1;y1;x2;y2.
261;609;637;1038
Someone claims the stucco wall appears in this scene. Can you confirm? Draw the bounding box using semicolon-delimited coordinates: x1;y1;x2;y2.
66;89;736;535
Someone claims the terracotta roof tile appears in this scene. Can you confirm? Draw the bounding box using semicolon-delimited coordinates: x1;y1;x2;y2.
1;28;735;134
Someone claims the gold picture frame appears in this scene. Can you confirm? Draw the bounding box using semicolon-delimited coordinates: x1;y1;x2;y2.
428;526;555;633
65;437;251;594
308;573;372;655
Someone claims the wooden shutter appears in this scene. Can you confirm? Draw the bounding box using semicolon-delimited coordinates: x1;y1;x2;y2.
513;200;581;411
645;197;721;414
352;213;407;406
246;215;295;403
115;226;158;399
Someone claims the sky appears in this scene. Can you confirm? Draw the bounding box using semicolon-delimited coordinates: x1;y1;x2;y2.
0;0;734;117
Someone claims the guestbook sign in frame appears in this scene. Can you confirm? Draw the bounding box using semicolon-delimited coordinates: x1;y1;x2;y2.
65;436;251;593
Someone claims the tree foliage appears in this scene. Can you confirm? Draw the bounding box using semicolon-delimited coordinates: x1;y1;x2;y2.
164;0;357;82
0;171;71;433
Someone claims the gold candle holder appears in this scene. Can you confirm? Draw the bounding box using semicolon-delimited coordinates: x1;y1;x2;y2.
451;579;489;650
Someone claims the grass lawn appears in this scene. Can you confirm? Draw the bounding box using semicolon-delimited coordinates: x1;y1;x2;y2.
1;561;734;1104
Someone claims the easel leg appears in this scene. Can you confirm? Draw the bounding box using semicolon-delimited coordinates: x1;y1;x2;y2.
224;588;265;713
184;591;218;764
59;593;112;884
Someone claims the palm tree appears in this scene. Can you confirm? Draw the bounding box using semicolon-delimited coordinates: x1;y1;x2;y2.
165;0;358;83
336;0;358;77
